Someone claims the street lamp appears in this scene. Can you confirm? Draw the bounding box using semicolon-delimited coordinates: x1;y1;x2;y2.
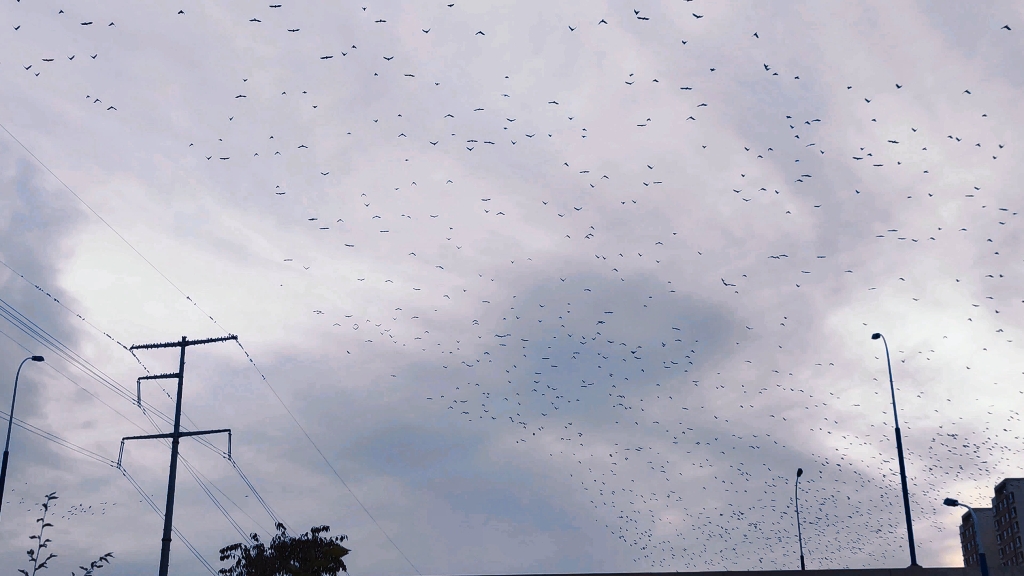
795;467;805;571
944;497;989;576
871;332;919;567
0;355;45;524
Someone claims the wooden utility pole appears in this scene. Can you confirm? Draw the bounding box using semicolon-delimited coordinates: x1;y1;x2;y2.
121;335;237;576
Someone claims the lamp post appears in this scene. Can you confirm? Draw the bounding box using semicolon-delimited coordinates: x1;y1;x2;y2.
944;497;989;576
0;355;45;524
795;467;805;570
871;332;918;567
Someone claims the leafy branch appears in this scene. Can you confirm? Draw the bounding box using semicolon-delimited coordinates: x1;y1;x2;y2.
15;491;115;576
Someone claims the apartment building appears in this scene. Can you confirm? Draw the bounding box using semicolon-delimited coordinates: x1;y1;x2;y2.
993;478;1024;566
960;506;998;567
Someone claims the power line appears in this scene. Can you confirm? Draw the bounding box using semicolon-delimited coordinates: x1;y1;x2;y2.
0;297;228;458
0;322;34;354
0;408;117;469
0;409;218;574
120;465;217;575
0;404;257;573
0;323;150;434
0;258;144;368
0;391;264;548
0;272;238;469
205;462;274;539
1;262;239;471
181;453;253;546
0;122;227;336
230;456;282;528
0;126;421;573
0;300;283;536
0;297;162;414
0;319;278;542
3;290;415;574
235;338;422;574
137;401;272;542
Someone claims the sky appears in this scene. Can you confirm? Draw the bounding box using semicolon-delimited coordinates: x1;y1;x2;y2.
1;1;1023;574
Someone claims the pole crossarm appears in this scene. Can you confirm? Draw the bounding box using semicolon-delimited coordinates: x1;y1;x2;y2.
138;373;180;381
130;335;237;351
136;373;181;406
118;429;232;468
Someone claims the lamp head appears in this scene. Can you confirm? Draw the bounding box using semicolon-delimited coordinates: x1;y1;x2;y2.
796;468;803;477
30;356;44;362
943;497;959;507
871;333;881;340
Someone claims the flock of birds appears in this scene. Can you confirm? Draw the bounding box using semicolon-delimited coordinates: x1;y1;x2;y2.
4;1;1023;571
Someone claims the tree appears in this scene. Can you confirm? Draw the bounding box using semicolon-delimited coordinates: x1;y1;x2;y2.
218;522;350;576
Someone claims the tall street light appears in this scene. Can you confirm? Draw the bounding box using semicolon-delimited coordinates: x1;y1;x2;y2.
0;355;45;524
795;467;805;571
871;332;919;567
944;497;989;576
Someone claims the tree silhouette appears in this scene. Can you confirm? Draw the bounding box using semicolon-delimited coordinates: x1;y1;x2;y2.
218;522;350;576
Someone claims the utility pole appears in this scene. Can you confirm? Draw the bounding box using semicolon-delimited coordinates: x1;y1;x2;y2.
121;335;237;576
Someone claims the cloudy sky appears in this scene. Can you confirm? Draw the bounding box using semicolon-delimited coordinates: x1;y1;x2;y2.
1;1;1023;574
